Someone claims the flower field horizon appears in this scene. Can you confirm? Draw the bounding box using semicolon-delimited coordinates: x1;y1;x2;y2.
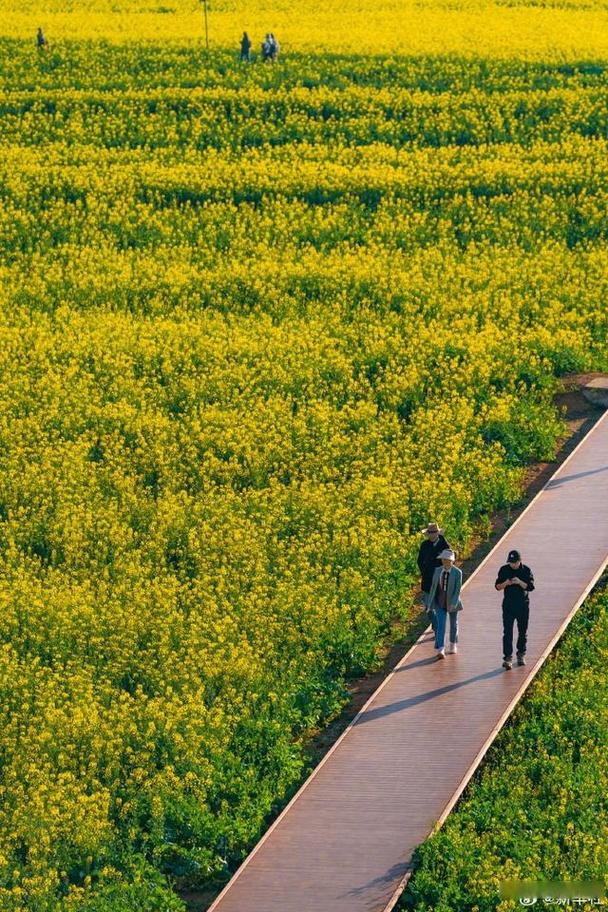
1;3;608;910
5;0;608;57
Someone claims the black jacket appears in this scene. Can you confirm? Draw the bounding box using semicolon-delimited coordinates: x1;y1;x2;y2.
417;535;450;593
495;563;535;609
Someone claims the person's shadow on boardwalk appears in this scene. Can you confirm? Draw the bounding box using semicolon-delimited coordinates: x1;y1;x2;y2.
546;463;608;488
340;860;412;900
352;667;504;726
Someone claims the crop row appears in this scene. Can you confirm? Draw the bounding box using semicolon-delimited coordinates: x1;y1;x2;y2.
1;42;608;911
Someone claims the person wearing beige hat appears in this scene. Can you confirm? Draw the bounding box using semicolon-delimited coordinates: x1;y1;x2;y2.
417;522;450;631
427;549;463;658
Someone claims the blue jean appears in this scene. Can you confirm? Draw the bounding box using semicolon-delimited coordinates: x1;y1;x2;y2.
434;606;458;649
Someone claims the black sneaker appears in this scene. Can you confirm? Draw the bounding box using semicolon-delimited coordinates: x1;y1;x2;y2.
517;655;526;666
502;658;512;670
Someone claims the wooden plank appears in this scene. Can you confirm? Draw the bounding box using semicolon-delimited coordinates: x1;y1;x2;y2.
208;408;608;912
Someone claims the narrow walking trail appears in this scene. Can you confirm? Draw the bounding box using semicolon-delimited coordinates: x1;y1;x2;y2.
207;408;608;912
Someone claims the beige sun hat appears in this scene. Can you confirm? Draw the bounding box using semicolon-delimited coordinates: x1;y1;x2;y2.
421;521;443;534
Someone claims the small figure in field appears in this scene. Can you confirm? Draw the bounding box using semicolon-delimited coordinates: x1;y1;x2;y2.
262;32;279;61
428;549;463;659
495;548;535;670
261;34;272;61
37;27;49;51
240;31;252;61
417;521;450;633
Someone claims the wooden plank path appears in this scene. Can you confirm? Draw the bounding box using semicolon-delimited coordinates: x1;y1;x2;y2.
207;408;608;912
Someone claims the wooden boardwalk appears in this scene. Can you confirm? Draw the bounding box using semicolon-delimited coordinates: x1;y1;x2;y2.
207;408;608;912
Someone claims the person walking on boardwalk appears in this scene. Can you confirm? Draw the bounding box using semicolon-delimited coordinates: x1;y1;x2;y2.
240;31;252;61
428;549;462;659
495;548;535;670
417;521;450;632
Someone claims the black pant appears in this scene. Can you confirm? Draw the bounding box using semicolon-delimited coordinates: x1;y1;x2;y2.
502;603;529;659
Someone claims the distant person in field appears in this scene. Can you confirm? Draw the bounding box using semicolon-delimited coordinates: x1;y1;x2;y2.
262;33;279;61
417;521;450;631
428;549;462;659
37;27;49;51
495;548;535;670
240;31;252;61
261;34;273;61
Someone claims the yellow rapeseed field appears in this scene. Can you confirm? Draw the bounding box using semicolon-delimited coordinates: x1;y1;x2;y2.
4;0;608;57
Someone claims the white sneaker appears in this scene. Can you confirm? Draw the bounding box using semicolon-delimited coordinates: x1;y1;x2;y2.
447;643;457;654
435;648;445;659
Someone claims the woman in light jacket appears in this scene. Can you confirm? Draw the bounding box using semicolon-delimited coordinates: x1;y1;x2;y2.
427;549;463;659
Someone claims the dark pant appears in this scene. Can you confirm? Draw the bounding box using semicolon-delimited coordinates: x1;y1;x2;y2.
502;603;529;659
422;591;437;632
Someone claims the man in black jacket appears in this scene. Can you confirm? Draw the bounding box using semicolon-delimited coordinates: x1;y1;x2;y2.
417;522;450;630
240;31;252;61
495;548;535;670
